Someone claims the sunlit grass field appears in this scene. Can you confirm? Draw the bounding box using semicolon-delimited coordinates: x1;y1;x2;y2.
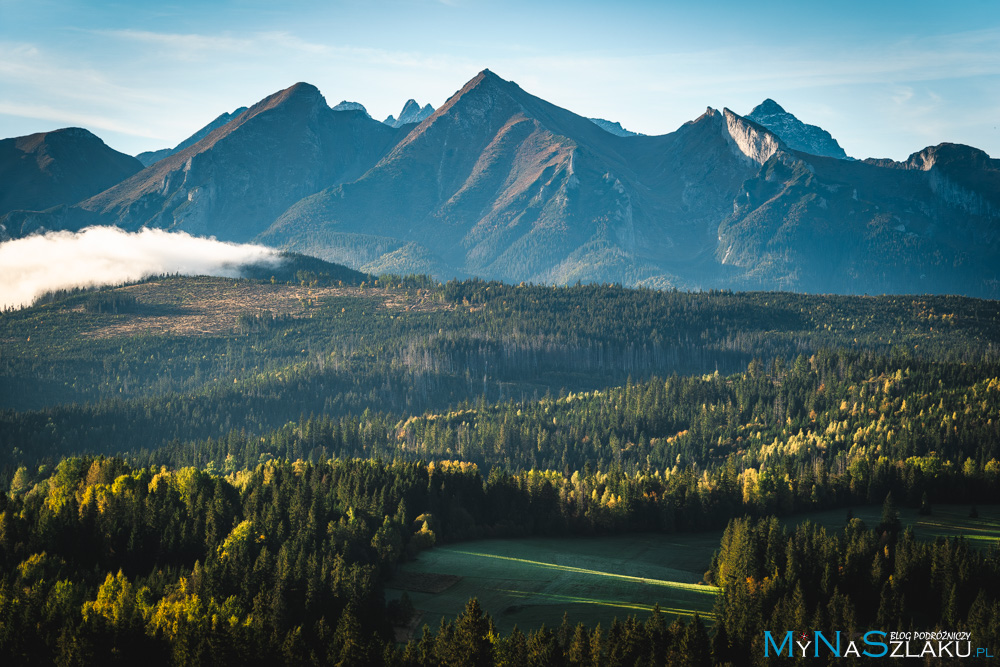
386;532;722;635
388;505;1000;637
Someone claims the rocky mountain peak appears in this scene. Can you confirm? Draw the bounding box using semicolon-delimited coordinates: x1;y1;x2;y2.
332;100;370;117
905;143;996;172
383;99;435;128
750;98;787;116
746;99;849;160
252;82;327;117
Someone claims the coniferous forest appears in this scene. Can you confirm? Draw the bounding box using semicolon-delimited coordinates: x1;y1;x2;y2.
2;274;1000;665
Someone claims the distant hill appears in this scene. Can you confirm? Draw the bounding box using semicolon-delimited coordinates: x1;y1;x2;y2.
239;251;371;285
0;127;142;231
332;100;371;116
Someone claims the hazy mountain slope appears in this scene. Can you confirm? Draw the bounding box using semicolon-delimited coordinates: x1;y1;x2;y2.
135;107;249;166
0;128;142;223
717;142;1000;295
74;83;408;242
260;71;768;286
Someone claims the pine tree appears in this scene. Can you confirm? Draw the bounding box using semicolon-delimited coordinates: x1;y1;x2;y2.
879;492;901;534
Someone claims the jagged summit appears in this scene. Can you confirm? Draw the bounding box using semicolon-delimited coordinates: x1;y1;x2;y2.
383;99;434;128
750;99;787;116
746;99;849;160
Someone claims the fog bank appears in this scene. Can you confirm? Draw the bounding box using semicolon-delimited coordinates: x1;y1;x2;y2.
0;226;282;309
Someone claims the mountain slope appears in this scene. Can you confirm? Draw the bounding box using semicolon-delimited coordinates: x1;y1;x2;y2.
260;71;768;286
135;107;249;166
717;141;1000;294
16;83;410;243
0;128;142;225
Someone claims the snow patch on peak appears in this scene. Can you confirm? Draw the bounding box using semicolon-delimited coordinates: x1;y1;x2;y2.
721;109;781;166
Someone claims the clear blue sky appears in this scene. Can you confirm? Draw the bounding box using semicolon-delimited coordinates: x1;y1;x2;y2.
1;0;998;160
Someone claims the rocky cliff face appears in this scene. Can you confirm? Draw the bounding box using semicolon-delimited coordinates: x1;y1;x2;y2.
746;99;850;160
721;108;783;166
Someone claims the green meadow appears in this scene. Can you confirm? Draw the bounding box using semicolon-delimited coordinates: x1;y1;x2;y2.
386;532;722;635
388;505;1000;637
790;503;1000;548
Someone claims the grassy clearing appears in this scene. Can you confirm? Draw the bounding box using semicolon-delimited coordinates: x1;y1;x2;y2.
790;503;1000;547
386;533;722;635
388;506;1000;637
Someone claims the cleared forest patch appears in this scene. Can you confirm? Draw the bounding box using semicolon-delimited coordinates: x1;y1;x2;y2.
65;277;451;338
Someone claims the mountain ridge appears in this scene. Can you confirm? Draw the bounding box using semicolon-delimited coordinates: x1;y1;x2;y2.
2;71;997;297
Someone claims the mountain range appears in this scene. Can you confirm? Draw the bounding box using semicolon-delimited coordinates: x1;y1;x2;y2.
1;69;997;297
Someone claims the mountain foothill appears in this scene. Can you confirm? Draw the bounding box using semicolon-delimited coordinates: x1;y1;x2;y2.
1;69;997;297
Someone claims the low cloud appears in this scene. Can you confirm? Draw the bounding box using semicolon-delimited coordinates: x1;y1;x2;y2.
0;227;283;310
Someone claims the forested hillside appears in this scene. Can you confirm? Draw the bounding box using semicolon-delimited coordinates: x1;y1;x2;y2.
2;276;999;664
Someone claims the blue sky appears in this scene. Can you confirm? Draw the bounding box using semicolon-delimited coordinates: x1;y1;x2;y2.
1;0;998;160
